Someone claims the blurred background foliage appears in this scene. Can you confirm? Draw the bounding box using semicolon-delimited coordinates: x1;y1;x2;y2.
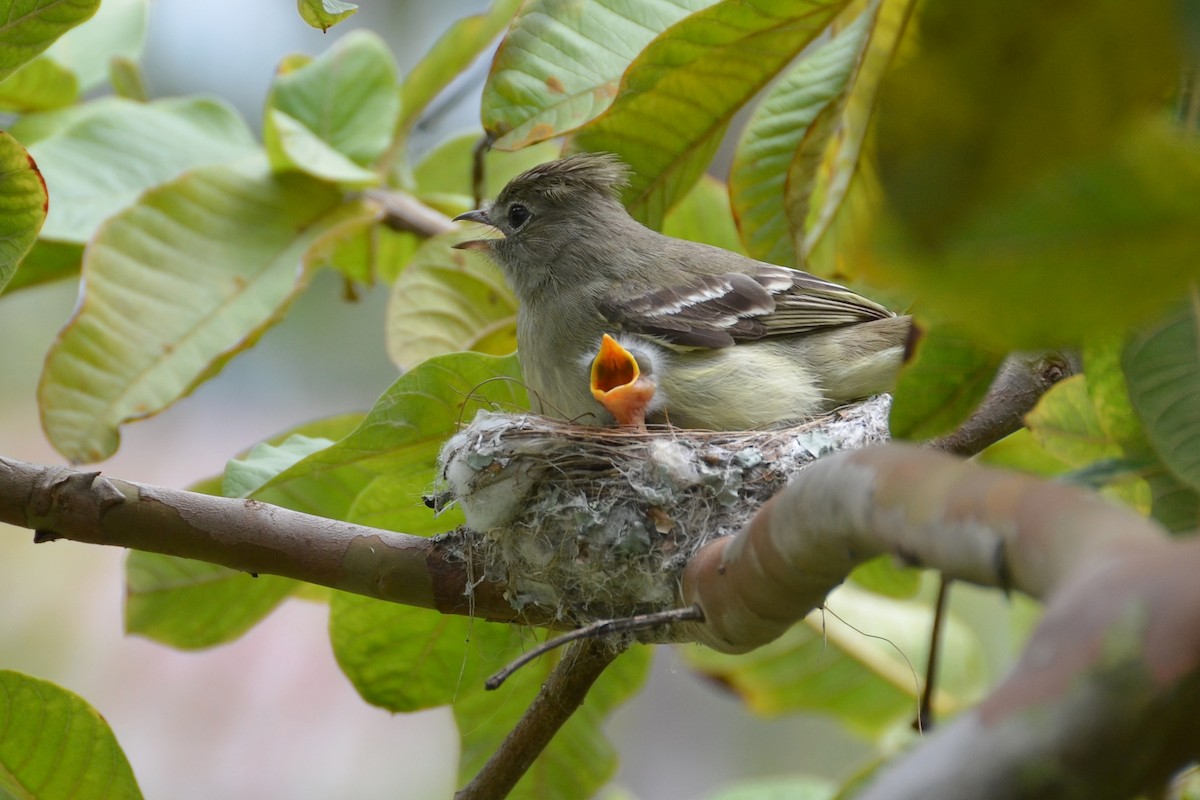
1;0;1198;798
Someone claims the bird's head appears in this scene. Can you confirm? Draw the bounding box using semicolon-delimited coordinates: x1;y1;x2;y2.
453;153;633;293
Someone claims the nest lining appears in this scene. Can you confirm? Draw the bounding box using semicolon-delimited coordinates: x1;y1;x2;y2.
436;396;891;628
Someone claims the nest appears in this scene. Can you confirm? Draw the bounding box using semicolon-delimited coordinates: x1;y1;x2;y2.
435;396;892;627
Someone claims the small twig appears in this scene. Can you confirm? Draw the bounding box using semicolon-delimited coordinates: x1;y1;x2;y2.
457;638;624;800
486;606;704;690
364;189;455;238
914;577;950;733
472;134;492;209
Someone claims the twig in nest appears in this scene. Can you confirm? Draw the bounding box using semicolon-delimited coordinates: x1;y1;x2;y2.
486;605;704;690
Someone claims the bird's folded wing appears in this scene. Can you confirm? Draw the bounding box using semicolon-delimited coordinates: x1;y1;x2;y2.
597;265;893;350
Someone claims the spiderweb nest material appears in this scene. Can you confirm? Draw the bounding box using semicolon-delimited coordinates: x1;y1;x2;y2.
436;396;892;632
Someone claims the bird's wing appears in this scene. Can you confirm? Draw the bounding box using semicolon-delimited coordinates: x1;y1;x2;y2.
597;265;893;350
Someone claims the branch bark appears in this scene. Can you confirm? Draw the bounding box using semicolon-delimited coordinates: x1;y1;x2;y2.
0;456;539;625
683;444;1200;799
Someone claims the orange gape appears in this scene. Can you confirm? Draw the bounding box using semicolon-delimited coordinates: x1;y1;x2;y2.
589;334;656;429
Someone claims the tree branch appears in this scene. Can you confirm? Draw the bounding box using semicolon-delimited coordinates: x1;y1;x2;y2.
456;638;624;800
682;444;1200;799
365;189;456;238
0;456;540;625
928;349;1077;457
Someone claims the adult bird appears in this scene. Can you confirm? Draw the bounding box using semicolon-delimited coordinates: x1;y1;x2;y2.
455;153;909;430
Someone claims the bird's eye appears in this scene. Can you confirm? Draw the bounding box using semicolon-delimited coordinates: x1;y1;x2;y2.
507;204;532;229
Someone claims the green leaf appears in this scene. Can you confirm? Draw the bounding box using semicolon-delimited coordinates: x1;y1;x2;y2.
1025;375;1122;468
124;555;297;650
975;428;1072;477
0;670;143;800
1123;297;1200;492
0;55;77;111
661;173;745;253
805;0;915;275
454;646;652;800
1144;469;1200;533
0;131;48;293
729;7;874;265
572;0;851;228
0;0;99;83
874;0;1179;245
123;413;362;650
705;776;837;800
42;0;148;92
266;108;380;186
397;0;523;133
264;30;400;181
330;592;521;712
848;555;920;600
28;96;259;244
263;352;527;534
386;232;517;369
889;326;1003;441
1084;335;1153;456
1;240;78;293
38;160;345;463
223;434;336;498
681;585;986;737
871;122;1200;350
297;0;357;31
107;54;146;101
482;0;714;150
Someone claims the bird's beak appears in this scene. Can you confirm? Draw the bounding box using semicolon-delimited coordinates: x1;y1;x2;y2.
452;208;501;251
590;334;657;430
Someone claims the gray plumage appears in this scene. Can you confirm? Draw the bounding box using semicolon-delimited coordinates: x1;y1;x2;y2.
455;153;910;430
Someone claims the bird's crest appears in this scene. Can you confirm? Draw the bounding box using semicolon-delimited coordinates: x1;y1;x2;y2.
499;153;630;204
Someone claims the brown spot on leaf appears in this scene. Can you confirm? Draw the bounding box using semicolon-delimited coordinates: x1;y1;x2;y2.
524;123;557;146
545;75;566;94
594;81;618;101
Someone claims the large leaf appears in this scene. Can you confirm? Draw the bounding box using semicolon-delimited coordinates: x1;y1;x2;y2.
264;29;400;185
41;0;147;92
729;6;874;265
889;325;1003;441
262;352;527;535
869;122;1200;350
330;592;521;712
683;585;986;737
397;0;523;133
454;646;652;800
39;160;345;463
572;0;851;228
28;96;259;244
1;240;78;293
805;0;915;274
124;414;363;650
0;55;76;111
481;0;714;150
0;131;47;293
1025;375;1124;469
0;0;99;83
124;557;298;650
1123;296;1200;492
0;670;143;800
386;232;517;369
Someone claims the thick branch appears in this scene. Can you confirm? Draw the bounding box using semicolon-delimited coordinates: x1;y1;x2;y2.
456;638;623;800
682;444;1200;799
0;456;538;625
